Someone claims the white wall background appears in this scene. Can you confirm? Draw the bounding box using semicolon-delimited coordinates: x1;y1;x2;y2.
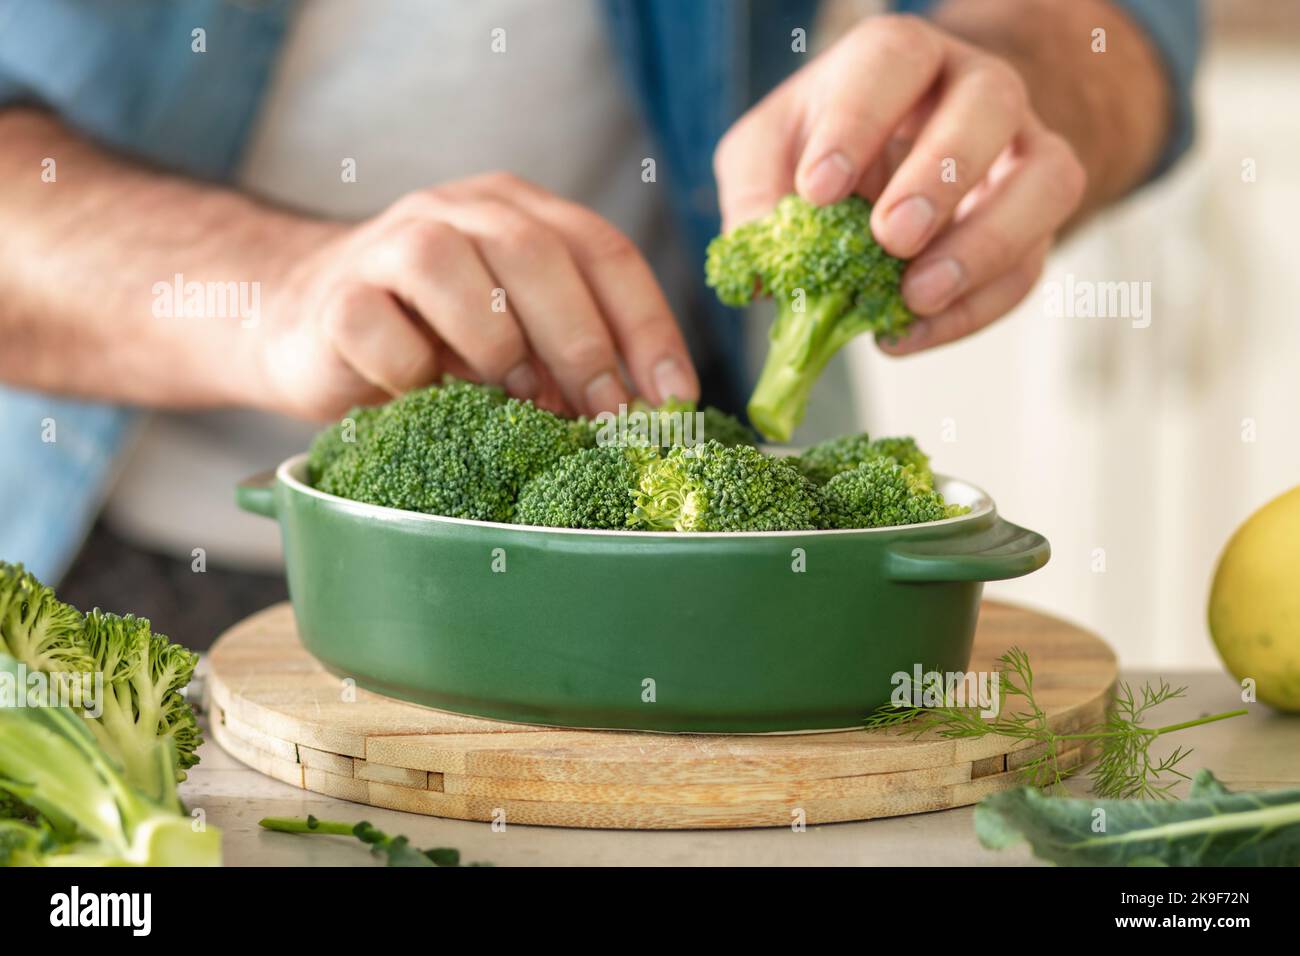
841;41;1300;669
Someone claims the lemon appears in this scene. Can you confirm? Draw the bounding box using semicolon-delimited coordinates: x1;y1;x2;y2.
1209;485;1300;711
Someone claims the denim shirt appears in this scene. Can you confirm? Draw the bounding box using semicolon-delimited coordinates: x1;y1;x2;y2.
0;0;1201;581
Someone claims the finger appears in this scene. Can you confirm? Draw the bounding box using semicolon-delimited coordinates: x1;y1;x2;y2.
713;86;801;231
793;16;947;207
881;238;1048;355
405;191;630;415
449;174;699;405
899;123;1085;316
360;217;538;399
871;55;1028;257
322;282;439;396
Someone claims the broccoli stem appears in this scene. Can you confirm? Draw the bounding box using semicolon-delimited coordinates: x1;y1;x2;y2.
747;296;846;442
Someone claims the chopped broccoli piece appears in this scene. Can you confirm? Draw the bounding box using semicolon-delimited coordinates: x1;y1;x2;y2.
706;195;912;441
515;445;652;530
632;440;819;532
0;654;220;866
797;433;933;488
819;458;967;530
81;609;201;803
316;379;587;522
0;563;92;675
0;563;200;806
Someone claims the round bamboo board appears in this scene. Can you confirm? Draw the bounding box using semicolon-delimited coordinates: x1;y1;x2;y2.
206;601;1116;829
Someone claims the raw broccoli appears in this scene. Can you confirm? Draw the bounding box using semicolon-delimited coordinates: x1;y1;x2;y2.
706;194;912;442
0;562;200;805
0;562;91;675
515;445;653;530
593;397;757;450
0;655;220;866
315;379;587;522
632;440;819;532
819;458;967;530
82;609;202;802
797;433;933;488
306;403;383;484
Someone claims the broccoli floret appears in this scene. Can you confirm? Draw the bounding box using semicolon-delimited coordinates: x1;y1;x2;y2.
515;445;651;530
819;458;966;530
0;563;201;806
797;433;933;488
706;194;912;442
632;440;819;532
0;562;92;675
81;610;201;798
316;379;587;522
306;404;384;484
594;397;757;450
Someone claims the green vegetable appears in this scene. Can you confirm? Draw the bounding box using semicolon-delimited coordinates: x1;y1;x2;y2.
306;404;383;484
515;445;650;530
595;397;756;449
0;654;221;866
867;648;1247;797
632;440;819;532
819;458;964;530
706;194;911;441
976;770;1300;866
797;432;934;488
316;379;588;523
307;380;960;532
259;816;472;867
0;563;200;805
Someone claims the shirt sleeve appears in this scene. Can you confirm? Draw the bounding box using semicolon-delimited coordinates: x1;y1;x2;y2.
896;0;1203;181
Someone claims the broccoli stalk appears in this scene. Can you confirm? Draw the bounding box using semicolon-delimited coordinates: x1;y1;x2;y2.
706;195;912;442
0;654;221;866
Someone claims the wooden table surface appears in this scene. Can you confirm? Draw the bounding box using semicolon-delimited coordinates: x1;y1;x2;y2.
182;668;1299;867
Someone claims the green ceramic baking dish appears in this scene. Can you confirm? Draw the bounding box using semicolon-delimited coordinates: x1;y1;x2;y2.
236;454;1049;733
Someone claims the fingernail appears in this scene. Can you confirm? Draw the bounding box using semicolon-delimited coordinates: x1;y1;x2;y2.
800;151;855;204
504;362;538;399
653;357;695;405
903;257;964;313
584;371;627;414
884;195;937;256
879;317;931;354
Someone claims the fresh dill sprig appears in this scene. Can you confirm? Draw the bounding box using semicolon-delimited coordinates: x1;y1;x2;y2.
865;647;1247;798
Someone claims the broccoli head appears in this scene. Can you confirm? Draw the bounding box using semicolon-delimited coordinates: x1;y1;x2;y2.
82;609;201;803
632;440;819;532
315;379;587;522
0;562;200;807
797;433;933;488
515;445;653;530
706;194;912;442
593;397;757;450
0;562;92;675
306;404;384;484
819;458;966;530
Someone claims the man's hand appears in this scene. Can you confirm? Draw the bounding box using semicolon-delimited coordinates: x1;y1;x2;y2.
714;2;1171;354
0;111;696;420
263;172;697;420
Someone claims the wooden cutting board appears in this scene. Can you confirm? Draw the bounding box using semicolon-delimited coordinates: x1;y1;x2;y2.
206;601;1116;829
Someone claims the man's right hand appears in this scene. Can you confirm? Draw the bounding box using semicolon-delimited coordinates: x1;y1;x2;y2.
258;172;698;421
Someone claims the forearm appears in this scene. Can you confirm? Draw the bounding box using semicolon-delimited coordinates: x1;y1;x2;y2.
933;0;1172;220
0;107;333;408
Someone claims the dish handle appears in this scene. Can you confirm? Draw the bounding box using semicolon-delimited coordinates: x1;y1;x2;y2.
235;469;278;519
884;516;1049;583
